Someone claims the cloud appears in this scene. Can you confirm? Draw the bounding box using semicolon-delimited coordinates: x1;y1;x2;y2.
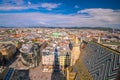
0;5;39;10
0;6;29;10
78;8;118;16
41;3;61;10
2;0;24;6
0;1;61;11
28;1;31;5
75;5;79;8
0;0;35;10
77;8;120;23
0;8;120;28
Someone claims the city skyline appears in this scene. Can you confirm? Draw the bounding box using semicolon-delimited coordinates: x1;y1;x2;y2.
0;0;120;28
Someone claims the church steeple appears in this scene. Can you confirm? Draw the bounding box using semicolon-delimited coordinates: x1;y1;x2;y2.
70;36;80;66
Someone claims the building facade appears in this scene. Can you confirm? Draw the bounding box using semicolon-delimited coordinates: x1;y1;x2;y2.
59;52;70;70
0;43;16;69
0;43;16;60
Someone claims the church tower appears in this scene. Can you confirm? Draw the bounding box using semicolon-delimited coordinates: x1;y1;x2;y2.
98;36;101;44
70;36;80;66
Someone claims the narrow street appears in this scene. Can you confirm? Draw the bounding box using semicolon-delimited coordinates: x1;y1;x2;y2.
29;61;66;80
29;62;51;80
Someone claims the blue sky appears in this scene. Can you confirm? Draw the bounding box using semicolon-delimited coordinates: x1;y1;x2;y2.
0;0;120;28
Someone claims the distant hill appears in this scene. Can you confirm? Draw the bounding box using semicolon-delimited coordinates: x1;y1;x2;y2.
0;26;120;31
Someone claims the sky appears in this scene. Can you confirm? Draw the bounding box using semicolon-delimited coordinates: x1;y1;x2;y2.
0;0;120;28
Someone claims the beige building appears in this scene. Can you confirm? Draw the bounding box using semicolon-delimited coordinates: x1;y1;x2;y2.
59;52;70;70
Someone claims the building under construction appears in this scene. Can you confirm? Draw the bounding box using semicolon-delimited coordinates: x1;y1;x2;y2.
20;43;40;68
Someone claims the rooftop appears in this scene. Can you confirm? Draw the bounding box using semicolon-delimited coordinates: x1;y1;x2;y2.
20;43;33;54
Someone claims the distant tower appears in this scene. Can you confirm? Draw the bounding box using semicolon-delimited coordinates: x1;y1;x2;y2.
98;36;101;44
80;37;83;43
16;30;18;34
112;28;115;34
70;36;80;66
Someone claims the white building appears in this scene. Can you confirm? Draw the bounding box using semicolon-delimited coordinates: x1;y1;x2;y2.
42;51;54;65
42;49;55;72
